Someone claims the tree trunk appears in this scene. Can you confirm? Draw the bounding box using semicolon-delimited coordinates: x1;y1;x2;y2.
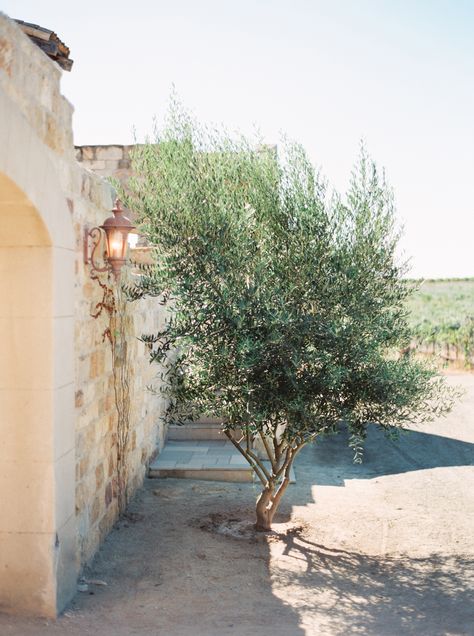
255;477;290;531
255;487;275;531
223;428;301;532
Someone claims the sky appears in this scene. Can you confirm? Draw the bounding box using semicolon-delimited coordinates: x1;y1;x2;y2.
4;0;474;278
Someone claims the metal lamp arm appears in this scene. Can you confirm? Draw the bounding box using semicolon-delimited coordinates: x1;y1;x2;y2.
84;226;109;273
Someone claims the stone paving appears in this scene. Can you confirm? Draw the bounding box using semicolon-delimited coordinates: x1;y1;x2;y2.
150;440;250;470
149;439;296;482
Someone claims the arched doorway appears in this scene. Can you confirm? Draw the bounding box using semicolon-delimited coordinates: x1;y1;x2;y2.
0;106;77;615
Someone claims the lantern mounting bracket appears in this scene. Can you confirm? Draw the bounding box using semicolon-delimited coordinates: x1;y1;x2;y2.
83;226;109;273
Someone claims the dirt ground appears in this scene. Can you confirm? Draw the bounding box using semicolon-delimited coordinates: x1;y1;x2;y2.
1;373;473;636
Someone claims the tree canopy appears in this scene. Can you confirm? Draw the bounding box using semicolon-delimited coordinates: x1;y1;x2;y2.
120;103;456;529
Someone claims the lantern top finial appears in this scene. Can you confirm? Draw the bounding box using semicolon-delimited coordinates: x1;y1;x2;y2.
100;201;135;231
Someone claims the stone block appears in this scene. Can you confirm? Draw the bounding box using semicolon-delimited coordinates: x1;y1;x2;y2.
88;159;106;171
96;146;123;161
81;173;91;197
108;412;116;432
53;316;74;388
0;530;58;617
81;146;96;161
0;458;55;533
0;387;54;463
95;463;104;489
152;468;253;482
0;316;53;391
75;389;84;408
122;145;134;158
98;501;116;538
104;481;113;507
89;349;106;379
54;449;75;529
90;495;102;526
105;159;121;170
229;455;249;465
55;514;78;612
0;36;13;77
53;383;75;459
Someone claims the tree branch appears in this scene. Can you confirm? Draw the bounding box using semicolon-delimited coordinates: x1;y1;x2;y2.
245;446;272;482
275;445;293;480
260;431;276;471
273;429;281;464
272;471;290;511
224;430;268;485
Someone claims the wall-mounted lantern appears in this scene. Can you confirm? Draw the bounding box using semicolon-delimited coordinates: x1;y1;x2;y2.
84;200;136;281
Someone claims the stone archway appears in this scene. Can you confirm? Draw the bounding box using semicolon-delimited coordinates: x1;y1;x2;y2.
0;88;77;616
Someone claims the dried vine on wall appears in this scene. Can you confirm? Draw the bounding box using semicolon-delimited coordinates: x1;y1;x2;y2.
90;270;133;515
111;288;133;514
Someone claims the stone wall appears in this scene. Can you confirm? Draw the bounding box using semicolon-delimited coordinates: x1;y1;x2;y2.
0;14;73;157
74;146;167;562
0;13;78;615
72;170;167;564
73;145;170;561
0;13;166;614
75;145;134;184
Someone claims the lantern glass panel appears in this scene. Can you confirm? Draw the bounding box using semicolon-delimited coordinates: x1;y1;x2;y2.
105;229;126;260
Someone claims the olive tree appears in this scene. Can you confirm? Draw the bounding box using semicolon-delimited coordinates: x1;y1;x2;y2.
120;104;455;531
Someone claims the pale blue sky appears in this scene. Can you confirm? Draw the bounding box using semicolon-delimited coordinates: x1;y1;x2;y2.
4;1;474;278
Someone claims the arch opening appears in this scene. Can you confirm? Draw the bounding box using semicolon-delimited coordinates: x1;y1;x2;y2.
0;172;77;617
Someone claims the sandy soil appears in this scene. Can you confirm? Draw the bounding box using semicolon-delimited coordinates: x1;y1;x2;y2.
1;373;473;636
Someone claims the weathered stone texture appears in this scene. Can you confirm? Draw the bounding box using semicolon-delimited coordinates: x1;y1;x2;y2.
72;171;167;564
0;15;167;614
4;18;166;567
0;16;73;156
76;145;133;183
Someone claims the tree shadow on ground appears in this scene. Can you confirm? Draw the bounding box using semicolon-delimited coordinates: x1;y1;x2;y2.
3;423;471;635
272;533;474;635
263;418;474;634
68;481;306;636
0;478;306;636
298;424;474;487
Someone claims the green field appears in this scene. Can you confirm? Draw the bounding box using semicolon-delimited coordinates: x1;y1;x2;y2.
406;278;474;364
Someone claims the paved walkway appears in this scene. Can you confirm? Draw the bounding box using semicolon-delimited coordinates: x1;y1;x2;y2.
150;439;249;470
149;439;296;482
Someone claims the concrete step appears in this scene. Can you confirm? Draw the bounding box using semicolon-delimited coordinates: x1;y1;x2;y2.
148;440;296;484
167;420;224;441
149;440;253;482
